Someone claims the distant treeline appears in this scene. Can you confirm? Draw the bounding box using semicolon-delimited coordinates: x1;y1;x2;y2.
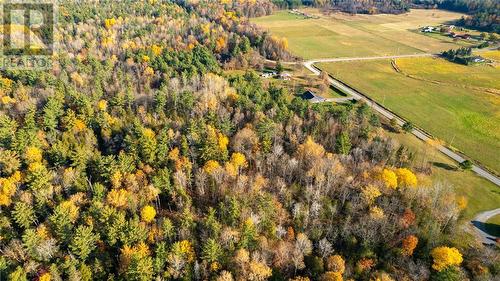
272;0;411;14
441;47;483;65
413;0;499;32
271;0;499;32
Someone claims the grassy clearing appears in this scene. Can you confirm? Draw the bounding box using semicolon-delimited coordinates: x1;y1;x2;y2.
385;130;500;220
252;9;466;59
487;215;500;225
317;58;500;173
243;63;348;99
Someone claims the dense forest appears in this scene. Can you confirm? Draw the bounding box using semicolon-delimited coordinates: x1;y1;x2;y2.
0;0;498;280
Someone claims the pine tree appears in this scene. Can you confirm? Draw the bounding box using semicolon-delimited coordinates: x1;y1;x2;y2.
22;229;42;260
0;149;20;176
13;202;36;229
43;93;64;131
335;131;351;155
153;242;168;274
203;208;221;238
152;168;172;194
9;266;27;281
70;225;99;261
202;238;223;264
125;254;154;281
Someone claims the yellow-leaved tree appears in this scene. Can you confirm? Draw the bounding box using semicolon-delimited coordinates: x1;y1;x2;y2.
151;44;163;56
395;168;417;187
97;100;108;111
24;146;43;163
104;18;117;29
326;254;345;273
203;160;221;175
370;206;385;220
361;185;381;204
141;205;156;223
107;189;129;208
379;169;397;189
321;271;343;281
298;136;325;159
431;246;463;271
0;171;21;206
230;152;247;169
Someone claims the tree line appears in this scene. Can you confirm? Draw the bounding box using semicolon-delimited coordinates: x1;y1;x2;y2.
270;0;499;32
0;0;497;280
414;0;499;32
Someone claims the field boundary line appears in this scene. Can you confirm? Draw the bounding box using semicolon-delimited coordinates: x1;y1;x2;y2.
390;59;500;96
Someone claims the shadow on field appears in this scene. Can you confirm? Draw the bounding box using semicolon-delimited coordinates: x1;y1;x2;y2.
472;220;500;238
432;162;457;171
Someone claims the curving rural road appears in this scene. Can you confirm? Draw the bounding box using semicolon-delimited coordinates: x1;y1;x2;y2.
302;57;500;187
471;208;500;245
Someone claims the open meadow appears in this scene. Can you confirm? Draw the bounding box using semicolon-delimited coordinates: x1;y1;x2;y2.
317;54;500;173
252;8;468;59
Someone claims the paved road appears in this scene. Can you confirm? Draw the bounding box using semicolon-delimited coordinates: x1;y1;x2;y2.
300;47;498;66
302;61;500;187
305;53;436;65
471;208;500;245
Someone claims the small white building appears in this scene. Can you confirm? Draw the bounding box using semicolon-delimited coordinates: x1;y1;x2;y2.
261;72;276;79
472;57;485;63
280;72;292;81
422;26;435;33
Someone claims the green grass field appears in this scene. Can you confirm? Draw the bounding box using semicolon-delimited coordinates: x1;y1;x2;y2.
252;9;467;59
395;56;500;90
386;130;500;220
317;56;500;173
487;215;500;225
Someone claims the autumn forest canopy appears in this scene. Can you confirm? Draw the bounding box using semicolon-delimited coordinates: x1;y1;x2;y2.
0;0;498;281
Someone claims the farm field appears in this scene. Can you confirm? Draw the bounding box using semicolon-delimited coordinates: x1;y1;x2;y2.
317;55;500;173
394;56;500;90
252;8;467;59
482;50;500;61
386;130;500;221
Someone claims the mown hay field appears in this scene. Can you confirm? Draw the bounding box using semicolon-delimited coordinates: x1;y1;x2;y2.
395;55;500;89
252;9;467;59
